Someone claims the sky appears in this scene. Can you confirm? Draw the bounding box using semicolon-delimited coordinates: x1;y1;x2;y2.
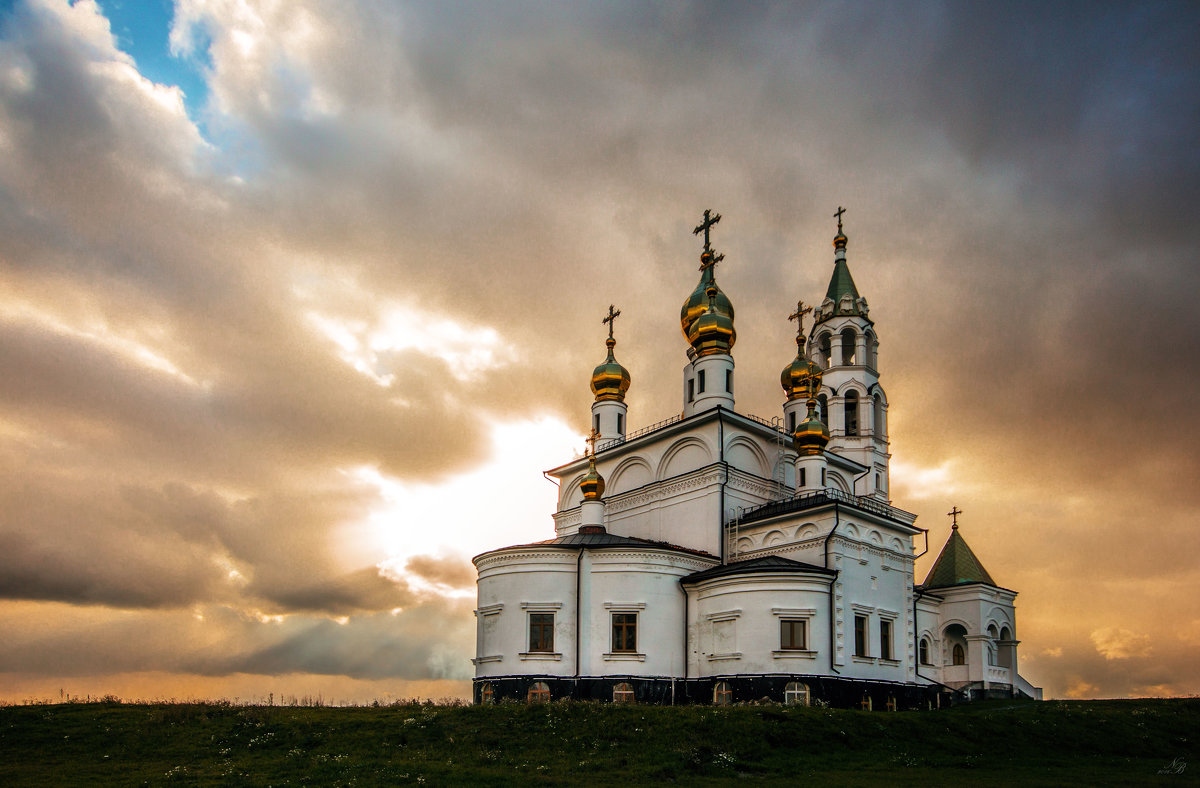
0;0;1197;703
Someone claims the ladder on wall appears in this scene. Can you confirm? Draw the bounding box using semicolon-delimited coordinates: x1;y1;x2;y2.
770;415;789;500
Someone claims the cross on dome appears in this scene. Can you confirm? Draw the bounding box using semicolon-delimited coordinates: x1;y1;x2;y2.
602;304;621;340
834;205;846;232
948;505;962;530
788;300;813;337
693;209;722;251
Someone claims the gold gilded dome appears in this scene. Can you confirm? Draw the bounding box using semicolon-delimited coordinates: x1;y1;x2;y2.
580;454;606;500
793;398;830;456
591;337;631;402
680;257;734;340
687;285;736;356
780;336;824;401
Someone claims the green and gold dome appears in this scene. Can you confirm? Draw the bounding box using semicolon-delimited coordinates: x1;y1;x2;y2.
793;398;830;456
680;252;735;344
687;285;736;356
590;337;631;402
780;335;823;401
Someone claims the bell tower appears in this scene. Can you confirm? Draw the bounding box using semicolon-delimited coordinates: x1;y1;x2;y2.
809;208;890;499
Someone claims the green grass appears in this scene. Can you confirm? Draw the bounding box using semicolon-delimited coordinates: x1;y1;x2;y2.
0;698;1196;786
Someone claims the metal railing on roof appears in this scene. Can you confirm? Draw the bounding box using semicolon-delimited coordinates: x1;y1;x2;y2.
595;414;684;453
734;487;913;526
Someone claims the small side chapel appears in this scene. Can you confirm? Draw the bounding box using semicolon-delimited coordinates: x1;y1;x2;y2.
472;210;1041;707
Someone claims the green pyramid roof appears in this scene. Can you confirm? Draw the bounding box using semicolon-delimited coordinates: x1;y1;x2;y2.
921;528;996;589
825;256;861;304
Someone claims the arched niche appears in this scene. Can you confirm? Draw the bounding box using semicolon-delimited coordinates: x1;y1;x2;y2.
609;457;653;496
725;436;769;478
658;436;713;480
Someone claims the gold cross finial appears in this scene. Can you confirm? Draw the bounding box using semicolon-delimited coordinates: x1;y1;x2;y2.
948;506;962;530
602;304;621;340
834;206;846;232
788;300;813;337
586;428;600;457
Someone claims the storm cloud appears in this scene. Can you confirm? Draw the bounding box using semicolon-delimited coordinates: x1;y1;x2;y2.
0;0;1197;700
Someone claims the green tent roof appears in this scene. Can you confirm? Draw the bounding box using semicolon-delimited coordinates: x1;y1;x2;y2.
824;256;861;305
921;528;996;589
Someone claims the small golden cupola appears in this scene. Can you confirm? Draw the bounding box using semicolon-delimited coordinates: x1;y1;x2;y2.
590;305;631;403
680;209;735;343
780;300;823;401
793;398;830;456
579;451;606;501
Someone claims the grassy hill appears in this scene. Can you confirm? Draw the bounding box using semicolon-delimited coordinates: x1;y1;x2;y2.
1;698;1196;786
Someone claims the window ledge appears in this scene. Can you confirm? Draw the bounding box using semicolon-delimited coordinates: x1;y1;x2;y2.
878;657;901;666
851;655;877;665
603;652;646;662
471;655;503;665
519;652;562;661
706;652;743;662
772;650;817;660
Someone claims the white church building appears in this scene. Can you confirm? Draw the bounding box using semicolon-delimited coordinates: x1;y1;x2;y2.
472;211;1041;707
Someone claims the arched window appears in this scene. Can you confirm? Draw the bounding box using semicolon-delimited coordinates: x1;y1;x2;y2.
952;644;965;666
527;681;551;703
840;328;857;365
479;682;494;705
818;334;832;369
783;682;810;706
866;331;878;370
998;626;1014;668
817;394;828;425
919;638;932;666
713;681;733;706
872;394;884;439
885;695;897;712
612;682;635;704
844;391;859;436
987;624;999;639
1000;626;1012;641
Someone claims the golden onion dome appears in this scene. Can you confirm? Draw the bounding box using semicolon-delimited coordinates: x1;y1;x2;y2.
833;228;848;251
793;398;830;456
680;256;734;339
579;454;606;501
590;338;631;402
780;336;824;401
687;285;736;356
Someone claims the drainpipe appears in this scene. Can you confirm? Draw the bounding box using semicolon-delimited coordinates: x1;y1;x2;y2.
717;407;726;564
575;548;584;683
678;579;689;703
825;501;840;674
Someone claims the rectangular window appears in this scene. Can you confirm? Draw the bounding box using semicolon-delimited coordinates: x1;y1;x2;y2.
616;413;624;434
880;619;893;660
612;613;637;652
799;467;806;487
528;613;554;653
726;369;732;393
781;619;807;650
854;615;868;657
593;414;600;434
687;378;695;402
789;412;796;432
698;370;706;394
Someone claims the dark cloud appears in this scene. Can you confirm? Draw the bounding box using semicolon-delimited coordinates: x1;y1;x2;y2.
0;0;1196;699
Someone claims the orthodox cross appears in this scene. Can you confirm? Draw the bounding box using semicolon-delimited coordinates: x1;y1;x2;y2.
693;209;722;252
788;300;813;337
602;304;621;340
586;428;600;457
947;505;962;530
834;205;846;232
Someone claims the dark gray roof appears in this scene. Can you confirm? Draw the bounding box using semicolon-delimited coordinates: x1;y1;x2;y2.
681;555;835;584
487;531;716;559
